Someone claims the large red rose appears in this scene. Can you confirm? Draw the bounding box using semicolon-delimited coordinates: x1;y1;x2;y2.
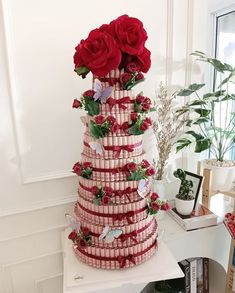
107;15;148;56
74;29;121;77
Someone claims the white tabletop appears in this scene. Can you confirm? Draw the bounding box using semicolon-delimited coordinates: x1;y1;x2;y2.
62;227;184;293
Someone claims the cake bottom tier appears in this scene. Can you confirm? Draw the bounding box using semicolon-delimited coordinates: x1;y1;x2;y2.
73;231;157;270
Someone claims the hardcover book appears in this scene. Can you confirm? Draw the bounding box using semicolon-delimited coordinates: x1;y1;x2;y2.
178;259;190;293
197;258;204;293
168;200;218;231
188;258;197;293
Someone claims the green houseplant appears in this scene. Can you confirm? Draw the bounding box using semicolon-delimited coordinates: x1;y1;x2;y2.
174;169;194;215
176;51;235;191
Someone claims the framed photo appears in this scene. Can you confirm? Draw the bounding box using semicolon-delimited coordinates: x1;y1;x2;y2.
185;171;203;208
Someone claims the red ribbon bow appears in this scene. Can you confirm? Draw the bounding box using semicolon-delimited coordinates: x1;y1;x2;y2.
114;188;134;202
106;145;134;158
107;96;131;110
119;230;138;243
117;254;136;268
113;211;135;224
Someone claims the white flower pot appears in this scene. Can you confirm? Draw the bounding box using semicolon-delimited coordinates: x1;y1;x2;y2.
152;178;181;201
203;159;235;192
175;197;194;216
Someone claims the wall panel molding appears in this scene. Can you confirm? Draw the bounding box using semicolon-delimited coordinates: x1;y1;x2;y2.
0;195;76;218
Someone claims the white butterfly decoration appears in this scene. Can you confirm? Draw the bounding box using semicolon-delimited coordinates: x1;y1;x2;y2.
88;141;104;155
65;213;81;232
99;224;123;243
137;179;150;198
80;116;86;126
93;79;113;104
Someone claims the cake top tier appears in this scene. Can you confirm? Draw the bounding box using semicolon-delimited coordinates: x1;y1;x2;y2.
73;15;151;80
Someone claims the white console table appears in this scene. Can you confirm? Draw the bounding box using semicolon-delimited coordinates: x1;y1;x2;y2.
62;214;231;293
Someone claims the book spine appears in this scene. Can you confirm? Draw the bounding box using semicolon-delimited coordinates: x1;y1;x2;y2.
179;261;190;293
197;258;204;293
190;259;197;293
203;258;209;293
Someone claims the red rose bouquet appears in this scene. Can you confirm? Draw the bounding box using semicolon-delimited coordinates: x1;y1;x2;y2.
73;15;151;80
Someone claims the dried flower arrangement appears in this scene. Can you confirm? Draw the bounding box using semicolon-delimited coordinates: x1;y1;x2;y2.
152;82;188;180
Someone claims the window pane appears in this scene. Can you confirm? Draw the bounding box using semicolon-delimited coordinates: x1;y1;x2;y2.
214;11;235;160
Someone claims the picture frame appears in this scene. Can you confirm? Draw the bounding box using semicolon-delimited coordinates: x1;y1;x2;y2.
184;171;203;209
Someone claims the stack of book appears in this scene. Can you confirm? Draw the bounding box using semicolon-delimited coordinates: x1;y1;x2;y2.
168;200;218;231
178;257;210;293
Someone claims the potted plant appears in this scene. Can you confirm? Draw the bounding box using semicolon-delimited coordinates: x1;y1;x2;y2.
151;83;187;199
173;169;194;215
176;51;235;192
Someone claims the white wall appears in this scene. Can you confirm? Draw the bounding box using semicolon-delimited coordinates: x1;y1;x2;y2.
0;0;209;292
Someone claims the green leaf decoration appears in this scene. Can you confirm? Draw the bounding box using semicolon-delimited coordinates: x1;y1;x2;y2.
127;172;146;181
84;97;100;116
177;83;205;96
176;138;192;153
194;108;211;117
195;138;211;152
134;101;142;112
81;168;92;179
125;78;145;90
128;123;144;135
74;66;90;78
93;198;101;206
89;120;105;139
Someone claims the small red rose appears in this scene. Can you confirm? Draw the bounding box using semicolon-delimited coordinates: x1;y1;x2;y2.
144;117;152;125
136;95;145;103
91;186;99;195
130;112;138;122
78;239;88;250
126;62;140;73
111;123;120;133
83;162;92;169
161;202;170;211
72;99;82;108
225;213;232;218
151;202;160;211
127;162;137;172
68;230;78;241
83;90;95;97
146;167;156;176
81;227;90;236
103;186;113;196
102;195;111;205
142;103;150;111
151;192;159;201
107;115;116;125
120;72;132;85
140;121;150;131
142;159;150;168
136;73;144;81
73;162;82;176
94;115;105;125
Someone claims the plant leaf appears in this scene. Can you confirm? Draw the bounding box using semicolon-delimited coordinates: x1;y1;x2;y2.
128;123;143;135
176;138;192;153
195;138;211;152
186;130;204;140
194;108;211;117
177;83;205;96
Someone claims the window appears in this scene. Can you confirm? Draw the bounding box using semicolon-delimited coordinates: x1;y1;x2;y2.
213;9;235;160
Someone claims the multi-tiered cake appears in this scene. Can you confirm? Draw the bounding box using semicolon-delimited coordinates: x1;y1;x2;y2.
67;15;169;270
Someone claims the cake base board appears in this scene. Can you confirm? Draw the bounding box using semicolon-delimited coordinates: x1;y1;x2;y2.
62;228;183;293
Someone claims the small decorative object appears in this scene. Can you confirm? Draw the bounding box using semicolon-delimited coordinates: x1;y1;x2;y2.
99;224;123;243
147;192;170;216
152;83;188;199
173;169;195;215
176;51;235;192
